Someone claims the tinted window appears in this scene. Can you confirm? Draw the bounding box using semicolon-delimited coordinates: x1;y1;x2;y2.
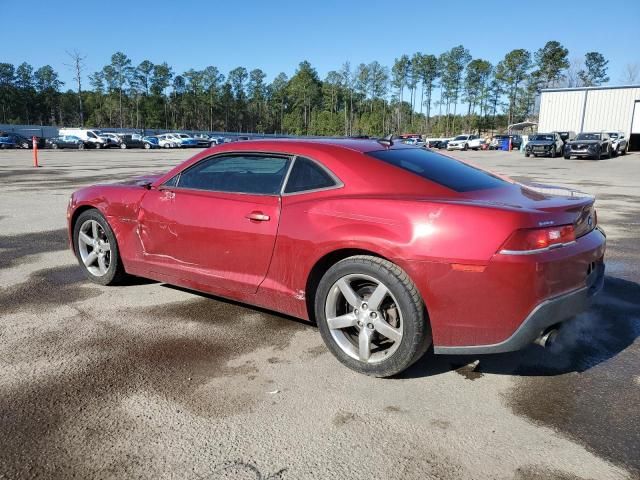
177;154;290;194
531;134;554;141
576;133;601;141
367;148;506;192
284;156;337;193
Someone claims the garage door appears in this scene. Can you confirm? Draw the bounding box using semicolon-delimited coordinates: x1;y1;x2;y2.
630;101;640;151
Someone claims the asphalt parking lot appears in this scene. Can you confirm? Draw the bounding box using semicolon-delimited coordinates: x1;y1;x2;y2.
1;147;639;479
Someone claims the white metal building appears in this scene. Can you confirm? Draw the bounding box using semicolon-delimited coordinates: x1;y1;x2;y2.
538;85;640;151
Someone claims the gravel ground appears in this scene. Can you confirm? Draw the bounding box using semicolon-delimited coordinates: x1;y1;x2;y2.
0;147;638;479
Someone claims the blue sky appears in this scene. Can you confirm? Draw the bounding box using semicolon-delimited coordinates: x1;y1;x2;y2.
1;0;639;89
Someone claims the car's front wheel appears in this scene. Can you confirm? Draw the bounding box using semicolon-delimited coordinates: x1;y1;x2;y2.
315;255;431;377
73;210;127;286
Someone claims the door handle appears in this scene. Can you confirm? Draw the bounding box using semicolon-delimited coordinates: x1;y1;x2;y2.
246;211;270;222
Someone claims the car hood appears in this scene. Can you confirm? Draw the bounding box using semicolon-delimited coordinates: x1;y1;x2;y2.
568;140;600;145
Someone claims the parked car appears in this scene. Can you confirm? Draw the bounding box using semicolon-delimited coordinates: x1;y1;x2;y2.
437;139;449;149
490;134;522;150
192;134;214;147
525;132;565;158
166;133;199;147
608;131;629;156
564;132;612;160
399;138;426;147
0;132;46;149
67;138;605;377
118;134;145;149
557;131;576;143
236;135;251;141
46;135;92;149
142;136;161;149
209;136;226;145
447;134;482;151
99;132;123;148
156;134;177;149
59;128;108;149
0;133;17;149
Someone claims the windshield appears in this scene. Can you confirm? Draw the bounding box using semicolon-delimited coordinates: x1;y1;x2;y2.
531;134;554;141
608;132;619;139
576;133;601;141
179;134;190;138
453;135;468;141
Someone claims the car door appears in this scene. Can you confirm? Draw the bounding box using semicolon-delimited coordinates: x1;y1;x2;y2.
137;153;291;295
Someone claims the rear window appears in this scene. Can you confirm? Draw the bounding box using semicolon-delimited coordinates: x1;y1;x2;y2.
367;148;506;192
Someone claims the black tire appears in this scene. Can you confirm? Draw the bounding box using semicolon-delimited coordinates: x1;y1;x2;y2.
52;143;58;149
621;145;628;156
144;143;151;149
525;152;530;157
564;154;570;159
463;143;468;151
607;147;612;159
22;142;30;149
550;146;556;158
315;255;431;377
120;143;127;149
72;209;127;286
78;143;85;150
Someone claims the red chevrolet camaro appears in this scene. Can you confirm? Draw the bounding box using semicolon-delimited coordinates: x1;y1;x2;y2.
67;139;606;377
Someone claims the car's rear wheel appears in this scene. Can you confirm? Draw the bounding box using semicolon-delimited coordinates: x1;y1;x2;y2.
144;143;151;149
73;210;127;286
120;143;127;149
78;143;85;150
550;146;556;158
621;144;628;155
51;143;58;149
315;255;431;377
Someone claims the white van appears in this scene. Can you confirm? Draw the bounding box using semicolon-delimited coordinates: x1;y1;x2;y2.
58;128;108;149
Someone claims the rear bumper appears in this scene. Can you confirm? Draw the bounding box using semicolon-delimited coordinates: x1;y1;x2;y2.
434;258;605;355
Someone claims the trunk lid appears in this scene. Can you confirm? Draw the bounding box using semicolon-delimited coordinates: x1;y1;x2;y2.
462;181;596;237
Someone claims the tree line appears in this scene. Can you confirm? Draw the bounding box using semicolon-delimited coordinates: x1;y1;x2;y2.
0;41;616;137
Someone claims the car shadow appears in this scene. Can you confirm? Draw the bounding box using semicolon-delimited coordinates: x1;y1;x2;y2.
399;276;640;379
160;283;313;328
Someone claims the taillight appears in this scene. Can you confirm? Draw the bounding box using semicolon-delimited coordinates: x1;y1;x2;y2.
499;225;576;254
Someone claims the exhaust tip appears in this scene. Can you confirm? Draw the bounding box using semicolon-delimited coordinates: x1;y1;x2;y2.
534;328;559;348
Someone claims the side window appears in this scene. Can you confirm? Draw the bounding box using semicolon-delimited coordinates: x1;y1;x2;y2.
177;154;290;195
284;156;338;194
163;175;179;187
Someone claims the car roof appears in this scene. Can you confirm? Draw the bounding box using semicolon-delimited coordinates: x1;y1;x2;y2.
214;137;410;154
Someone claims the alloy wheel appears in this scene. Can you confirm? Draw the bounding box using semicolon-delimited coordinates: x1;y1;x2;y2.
78;219;111;277
324;274;403;363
